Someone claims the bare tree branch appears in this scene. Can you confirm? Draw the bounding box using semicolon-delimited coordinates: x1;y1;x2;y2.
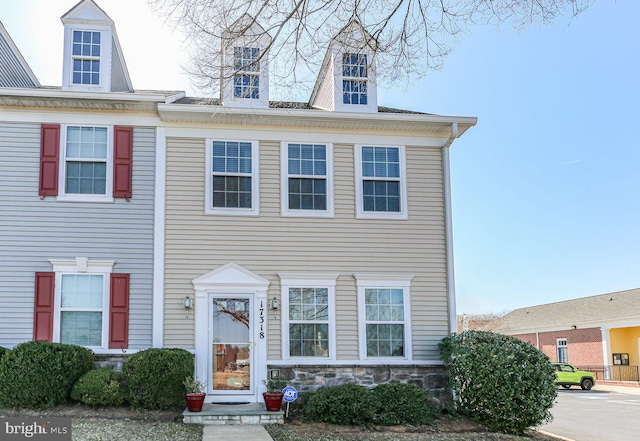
148;0;595;98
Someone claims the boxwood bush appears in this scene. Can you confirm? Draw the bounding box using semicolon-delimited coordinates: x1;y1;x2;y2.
0;346;7;361
122;348;193;410
439;331;557;435
371;383;437;426
304;383;375;426
71;368;126;407
304;383;438;427
0;341;94;408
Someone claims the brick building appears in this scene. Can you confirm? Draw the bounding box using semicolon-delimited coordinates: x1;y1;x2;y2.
489;288;640;382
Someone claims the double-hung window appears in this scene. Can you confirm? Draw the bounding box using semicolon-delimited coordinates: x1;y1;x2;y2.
60;274;105;346
72;30;100;85
234;47;260;99
64;126;108;196
355;145;407;219
355;274;413;359
47;258;119;349
208;140;259;215
280;274;337;361
342;53;368;105
281;142;333;217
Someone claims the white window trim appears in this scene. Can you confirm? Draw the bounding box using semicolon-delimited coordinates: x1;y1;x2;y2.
354;144;408;220
62;24;113;93
222;43;270;109
279;273;338;362
354;273;414;361
334;50;378;113
57;124;114;203
280;142;334;218
205;139;260;216
50;258;115;350
556;338;568;362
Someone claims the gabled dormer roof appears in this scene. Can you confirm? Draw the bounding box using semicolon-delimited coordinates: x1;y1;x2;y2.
309;20;378;113
0;21;40;88
220;14;271;108
61;0;133;92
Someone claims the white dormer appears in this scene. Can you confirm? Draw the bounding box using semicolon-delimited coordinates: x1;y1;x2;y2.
310;21;378;113
61;0;133;93
221;14;271;108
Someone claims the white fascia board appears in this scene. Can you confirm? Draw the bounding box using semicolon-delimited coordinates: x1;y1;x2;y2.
0;87;171;102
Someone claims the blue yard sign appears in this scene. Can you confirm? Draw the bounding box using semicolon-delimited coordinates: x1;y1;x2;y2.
282;385;298;403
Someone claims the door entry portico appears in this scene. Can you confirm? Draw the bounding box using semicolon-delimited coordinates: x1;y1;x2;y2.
192;263;270;404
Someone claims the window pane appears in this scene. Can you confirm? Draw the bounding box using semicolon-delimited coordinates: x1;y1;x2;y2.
60;311;102;346
61;274;103;308
366;324;404;357
288;178;327;210
289;323;328;357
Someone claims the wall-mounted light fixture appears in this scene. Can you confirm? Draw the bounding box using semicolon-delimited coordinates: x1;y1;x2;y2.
183;296;193;318
571;325;577;330
270;297;279;310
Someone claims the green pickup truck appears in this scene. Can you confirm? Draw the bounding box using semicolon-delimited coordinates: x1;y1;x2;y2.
552;362;596;390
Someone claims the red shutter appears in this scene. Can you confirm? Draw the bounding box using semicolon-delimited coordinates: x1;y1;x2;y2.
113;126;133;199
109;273;130;349
39;124;60;197
33;272;55;342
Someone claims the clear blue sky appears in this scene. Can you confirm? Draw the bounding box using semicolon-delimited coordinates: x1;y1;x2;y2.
2;0;638;315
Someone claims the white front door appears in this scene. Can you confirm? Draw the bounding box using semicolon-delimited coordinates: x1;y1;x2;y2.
209;296;254;399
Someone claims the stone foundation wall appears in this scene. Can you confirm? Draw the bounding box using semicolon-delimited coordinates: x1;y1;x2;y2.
94;354;130;371
268;364;451;406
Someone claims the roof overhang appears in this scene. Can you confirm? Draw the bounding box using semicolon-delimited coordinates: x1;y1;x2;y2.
157;103;477;140
0;88;184;112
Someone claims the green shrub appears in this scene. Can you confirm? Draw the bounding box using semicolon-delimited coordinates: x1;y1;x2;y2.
439;331;557;435
0;341;94;408
122;348;193;410
304;383;376;426
71;368;126;407
0;346;7;361
371;383;438;426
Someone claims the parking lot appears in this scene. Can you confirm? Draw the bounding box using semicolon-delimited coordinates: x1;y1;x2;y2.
541;385;640;441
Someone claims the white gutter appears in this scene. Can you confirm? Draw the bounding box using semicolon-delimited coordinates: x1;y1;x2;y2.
158;102;478;125
0;87;176;102
443;123;458;334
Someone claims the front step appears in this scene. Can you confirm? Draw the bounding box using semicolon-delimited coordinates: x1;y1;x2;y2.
183;403;284;425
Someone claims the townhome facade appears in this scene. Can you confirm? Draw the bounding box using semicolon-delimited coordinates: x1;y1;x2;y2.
0;1;174;363
0;0;477;405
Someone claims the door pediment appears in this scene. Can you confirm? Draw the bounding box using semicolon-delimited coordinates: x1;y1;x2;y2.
192;262;270;290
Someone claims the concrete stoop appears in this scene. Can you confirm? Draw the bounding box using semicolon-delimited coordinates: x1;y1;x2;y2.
183;403;284;425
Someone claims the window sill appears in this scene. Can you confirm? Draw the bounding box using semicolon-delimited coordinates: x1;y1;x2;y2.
56;195;114;203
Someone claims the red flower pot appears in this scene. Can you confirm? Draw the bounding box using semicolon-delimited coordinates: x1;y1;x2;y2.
262;392;284;411
185;393;207;412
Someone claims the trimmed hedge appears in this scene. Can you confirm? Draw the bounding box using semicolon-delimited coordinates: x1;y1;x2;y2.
122;348;193;410
0;341;94;408
371;383;437;426
304;383;438;427
71;368;127;407
439;331;557;435
0;346;7;361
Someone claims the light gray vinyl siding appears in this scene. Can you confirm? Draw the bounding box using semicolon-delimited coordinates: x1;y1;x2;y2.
164;136;449;360
110;37;130;92
0;32;37;88
0;122;155;349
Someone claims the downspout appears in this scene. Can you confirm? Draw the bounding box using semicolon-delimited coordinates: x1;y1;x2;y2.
443;123;458;334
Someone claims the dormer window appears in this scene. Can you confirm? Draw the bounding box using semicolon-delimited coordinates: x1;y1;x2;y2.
342;53;368;105
234;47;260;99
309;21;378;112
61;0;133;93
72;30;101;85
